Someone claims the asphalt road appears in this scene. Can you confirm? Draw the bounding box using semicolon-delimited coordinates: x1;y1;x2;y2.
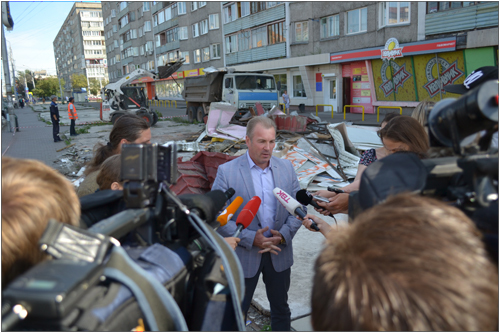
87;101;188;119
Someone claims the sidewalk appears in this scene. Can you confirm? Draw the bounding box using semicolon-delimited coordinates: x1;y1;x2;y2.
1;105;70;170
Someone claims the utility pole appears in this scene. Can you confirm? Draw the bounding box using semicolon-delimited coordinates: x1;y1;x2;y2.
2;24;16;131
55;57;64;103
31;70;35;89
9;45;19;102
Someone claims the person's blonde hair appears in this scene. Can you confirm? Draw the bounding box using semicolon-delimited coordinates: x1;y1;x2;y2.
411;100;435;127
96;154;122;190
312;193;498;331
246;116;277;139
2;157;80;287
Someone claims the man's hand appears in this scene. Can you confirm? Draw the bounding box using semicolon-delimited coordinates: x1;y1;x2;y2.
258;242;281;255
253;227;281;254
224;237;240;250
316;193;349;215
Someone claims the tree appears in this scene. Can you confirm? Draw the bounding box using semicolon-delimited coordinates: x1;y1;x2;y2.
88;78;101;96
34;77;64;100
71;74;88;90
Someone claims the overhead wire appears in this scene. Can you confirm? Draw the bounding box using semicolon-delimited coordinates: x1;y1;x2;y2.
14;1;44;26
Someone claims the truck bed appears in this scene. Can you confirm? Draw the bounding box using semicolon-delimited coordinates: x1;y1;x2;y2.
182;72;225;103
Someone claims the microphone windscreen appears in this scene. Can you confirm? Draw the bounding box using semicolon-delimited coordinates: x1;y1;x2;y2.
217;196;244;226
296;189;312;205
179;190;228;226
235;196;261;228
225;188;235;200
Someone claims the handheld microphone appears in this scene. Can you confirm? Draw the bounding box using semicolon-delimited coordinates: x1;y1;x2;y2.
296;189;335;219
273;188;320;231
233;196;261;238
217;196;244;226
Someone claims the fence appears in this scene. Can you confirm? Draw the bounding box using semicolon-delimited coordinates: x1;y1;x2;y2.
376;106;402;122
315;104;334;118
344;105;365;121
149;100;179;108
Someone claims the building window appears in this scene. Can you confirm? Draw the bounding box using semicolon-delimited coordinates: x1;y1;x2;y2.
144;21;152;32
380;2;410;27
273;73;287;97
111;9;116;17
241;2;251;17
294;21;308;42
156;34;161;47
181;51;190;64
194;49;201;63
140;45;144;55
166;27;179;43
139;26;143;37
239;31;251;51
210;43;221;59
119;15;129;28
347;7;367;34
200;19;208;35
113;24;118;32
293;75;306;97
225;35;237;53
252;26;267;48
192;23;199;37
209;13;219;29
179;26;188;40
224;3;238;23
320;14;339;39
191;1;198;12
120;1;127;11
143;2;150;11
199;1;207;7
178;2;186;15
202;47;210;62
267;2;283;8
158;10;165;24
153;14;158;27
427;1;471;13
251;2;266;14
268;21;285;45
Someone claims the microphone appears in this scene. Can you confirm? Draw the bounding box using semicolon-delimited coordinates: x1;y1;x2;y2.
296;189;335;219
327;186;344;194
217;196;244;226
233;196;261;238
179;188;235;227
273;188;320;231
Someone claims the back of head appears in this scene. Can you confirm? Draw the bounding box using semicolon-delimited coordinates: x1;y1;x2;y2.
96;154;122;190
381;112;400;126
246;116;276;139
85;114;149;175
378;115;429;158
312;193;498;331
1;157;81;287
411;100;436;127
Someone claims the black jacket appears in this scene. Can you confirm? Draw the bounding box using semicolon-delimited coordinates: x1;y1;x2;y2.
50;101;60;122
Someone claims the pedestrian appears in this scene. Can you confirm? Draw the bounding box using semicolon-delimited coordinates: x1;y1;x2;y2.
282;90;290;114
154;95;159;100
66;96;69;103
19;98;24;108
67;97;78;136
212;116;302;331
85;95;88;103
50;96;62;142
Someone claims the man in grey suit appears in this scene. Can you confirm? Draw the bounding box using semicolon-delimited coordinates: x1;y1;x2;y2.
212;116;303;331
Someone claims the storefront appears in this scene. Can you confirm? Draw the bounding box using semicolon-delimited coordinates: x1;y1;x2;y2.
330;37;498;114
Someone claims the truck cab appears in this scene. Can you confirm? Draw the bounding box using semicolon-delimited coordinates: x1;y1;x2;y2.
221;74;278;111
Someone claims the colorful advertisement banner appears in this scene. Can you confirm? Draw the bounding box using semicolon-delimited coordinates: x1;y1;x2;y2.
349;61;372;113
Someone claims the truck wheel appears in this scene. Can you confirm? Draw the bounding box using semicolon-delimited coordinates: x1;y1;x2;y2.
111;113;121;125
151;111;159;125
187;106;196;123
196;106;204;123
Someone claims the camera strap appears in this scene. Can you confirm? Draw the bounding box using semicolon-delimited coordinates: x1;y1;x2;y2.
103;245;188;331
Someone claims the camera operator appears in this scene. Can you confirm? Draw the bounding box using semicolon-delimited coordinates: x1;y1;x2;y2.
311;193;498;331
1;157;81;288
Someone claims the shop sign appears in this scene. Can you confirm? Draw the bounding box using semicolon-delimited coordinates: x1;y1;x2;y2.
381;38;404;60
379;62;411;97
184;69;199;77
423;58;464;97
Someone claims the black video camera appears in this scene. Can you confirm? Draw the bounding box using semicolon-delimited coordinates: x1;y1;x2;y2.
349;81;498;231
2;143;246;331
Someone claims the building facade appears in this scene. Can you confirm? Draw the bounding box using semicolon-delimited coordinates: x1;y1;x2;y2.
100;1;498;111
53;2;107;99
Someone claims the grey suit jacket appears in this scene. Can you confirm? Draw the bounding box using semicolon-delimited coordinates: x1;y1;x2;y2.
212;153;303;278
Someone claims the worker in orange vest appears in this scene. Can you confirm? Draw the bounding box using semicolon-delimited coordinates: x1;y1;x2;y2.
68;97;79;136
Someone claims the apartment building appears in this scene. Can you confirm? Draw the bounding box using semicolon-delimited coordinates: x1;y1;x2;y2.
53;2;107;99
150;1;224;99
229;1;498;114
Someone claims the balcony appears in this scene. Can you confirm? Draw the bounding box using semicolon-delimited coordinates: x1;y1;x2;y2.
225;42;286;66
156;40;180;54
224;3;285;35
154;17;179;35
426;2;498;35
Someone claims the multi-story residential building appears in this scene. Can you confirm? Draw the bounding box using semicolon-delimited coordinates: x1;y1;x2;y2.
53;2;107;100
229;1;498;115
151;1;223;99
102;1;157;98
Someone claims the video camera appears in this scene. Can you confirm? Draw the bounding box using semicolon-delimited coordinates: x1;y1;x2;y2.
349;80;498;239
2;142;246;331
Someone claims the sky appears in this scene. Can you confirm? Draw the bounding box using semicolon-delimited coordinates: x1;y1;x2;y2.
4;1;96;76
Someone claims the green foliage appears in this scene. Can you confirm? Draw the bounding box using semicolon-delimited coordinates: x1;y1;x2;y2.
35;78;60;99
88;78;101;96
76;125;91;134
260;325;272;331
169;117;192;124
71;74;88;90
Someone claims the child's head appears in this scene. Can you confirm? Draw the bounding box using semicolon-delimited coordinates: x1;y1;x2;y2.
96;154;123;190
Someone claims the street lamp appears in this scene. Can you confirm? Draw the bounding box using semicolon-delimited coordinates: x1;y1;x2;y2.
55;57;64;104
